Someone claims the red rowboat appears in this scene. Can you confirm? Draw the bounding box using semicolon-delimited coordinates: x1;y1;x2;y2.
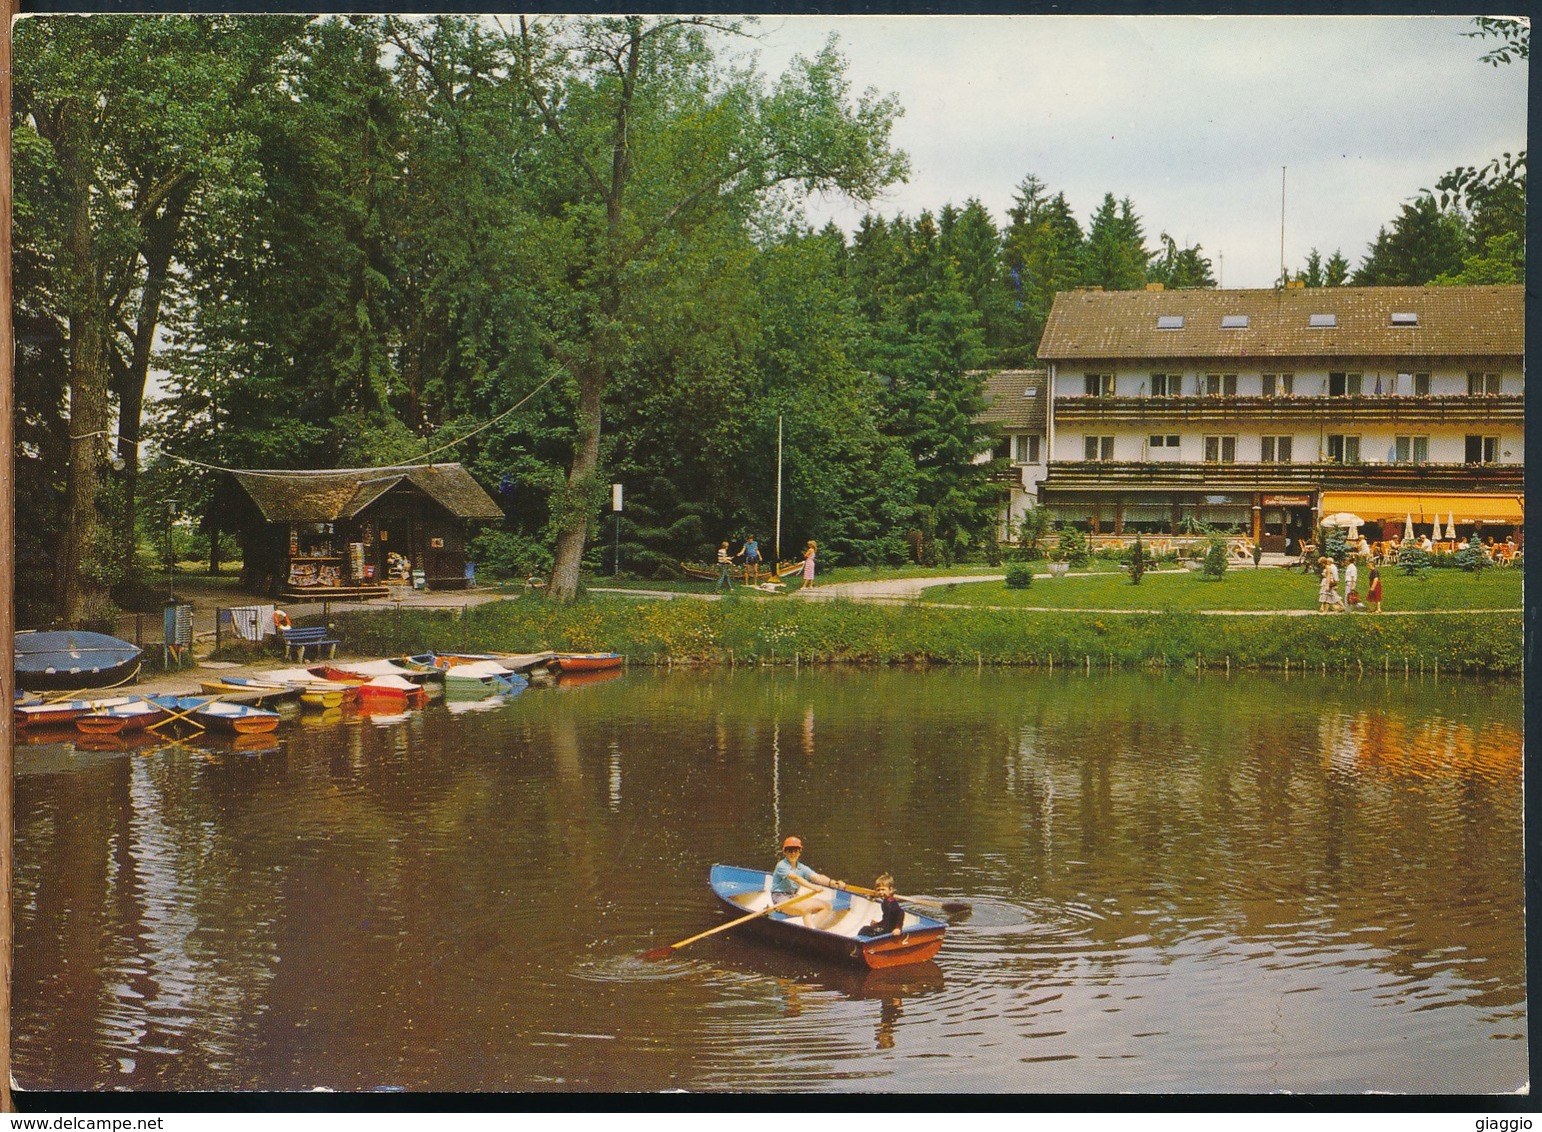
550;653;623;673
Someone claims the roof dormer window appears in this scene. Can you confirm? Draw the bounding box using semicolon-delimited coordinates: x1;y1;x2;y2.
1156;315;1184;330
1391;312;1419;326
1309;313;1337;328
1221;315;1249;329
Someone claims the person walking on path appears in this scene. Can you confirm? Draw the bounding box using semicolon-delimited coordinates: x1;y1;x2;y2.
1317;557;1342;612
715;541;736;592
738;535;762;586
800;540;817;589
1367;567;1383;613
1342;557;1359;613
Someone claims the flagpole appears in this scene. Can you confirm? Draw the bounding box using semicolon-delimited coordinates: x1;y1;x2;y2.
775;414;783;566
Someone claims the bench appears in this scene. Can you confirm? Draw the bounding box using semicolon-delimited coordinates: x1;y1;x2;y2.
282;625;340;662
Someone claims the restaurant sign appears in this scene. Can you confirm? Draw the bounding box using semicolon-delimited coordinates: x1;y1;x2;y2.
1263;495;1312;507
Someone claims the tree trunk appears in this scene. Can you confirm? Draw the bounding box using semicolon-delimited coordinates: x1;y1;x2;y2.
58;117;112;627
546;368;605;603
115;176;193;581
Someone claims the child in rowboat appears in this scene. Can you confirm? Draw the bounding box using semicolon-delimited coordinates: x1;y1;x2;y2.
858;874;905;938
772;836;841;928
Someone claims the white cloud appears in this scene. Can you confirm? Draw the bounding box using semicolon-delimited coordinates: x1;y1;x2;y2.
738;14;1528;288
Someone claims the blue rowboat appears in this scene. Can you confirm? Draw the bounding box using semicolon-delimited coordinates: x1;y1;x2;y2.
149;695;282;735
15;631;142;691
439;660;527;695
708;865;946;970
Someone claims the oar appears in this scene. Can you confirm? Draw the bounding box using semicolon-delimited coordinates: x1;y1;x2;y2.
146;695;213;735
640;890;816;961
836;881;971;914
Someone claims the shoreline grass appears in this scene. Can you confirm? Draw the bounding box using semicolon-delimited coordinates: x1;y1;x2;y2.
330;589;1523;678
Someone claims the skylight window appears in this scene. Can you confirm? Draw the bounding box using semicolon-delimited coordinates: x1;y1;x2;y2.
1221;315;1249;329
1390;312;1419;326
1157;315;1185;330
1309;313;1338;328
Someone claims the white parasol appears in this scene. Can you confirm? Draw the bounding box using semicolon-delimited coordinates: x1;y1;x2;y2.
1320;512;1365;530
1446;512;1457;541
1404;513;1415;542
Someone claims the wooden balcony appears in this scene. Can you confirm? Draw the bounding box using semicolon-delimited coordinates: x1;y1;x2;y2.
1040;460;1524;492
1053;394;1522;425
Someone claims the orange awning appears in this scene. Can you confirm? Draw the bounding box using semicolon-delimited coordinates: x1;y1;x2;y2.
1318;491;1523;524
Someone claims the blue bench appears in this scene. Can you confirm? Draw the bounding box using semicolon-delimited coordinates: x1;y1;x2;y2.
281;625;340;662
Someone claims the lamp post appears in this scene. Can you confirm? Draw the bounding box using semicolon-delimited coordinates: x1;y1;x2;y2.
612;483;623;577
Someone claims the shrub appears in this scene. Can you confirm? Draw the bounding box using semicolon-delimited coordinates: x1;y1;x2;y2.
1004;563;1034;589
1397;544;1431;577
1453;544;1490;572
1202;536;1229;580
1129;537;1147;585
1056;525;1091;568
467;530;553;581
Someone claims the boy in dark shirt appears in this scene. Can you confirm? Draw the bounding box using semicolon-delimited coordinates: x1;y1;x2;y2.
858;873;905;938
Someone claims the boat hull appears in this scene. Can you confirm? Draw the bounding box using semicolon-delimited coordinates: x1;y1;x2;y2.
708;865;946;970
76;702;169;735
15;631;142;691
152;696;282;734
15;695;136;728
551;653;623;673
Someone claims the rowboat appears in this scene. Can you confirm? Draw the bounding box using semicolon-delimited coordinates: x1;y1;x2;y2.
76;699;171;735
309;667;427;706
313;659;437;685
438;659;527;695
255;668;360;706
149;695;282;734
15;694;137;728
412;650;557;675
15;630;142;691
708;865;947;970
199;677;306;707
550;652;624;673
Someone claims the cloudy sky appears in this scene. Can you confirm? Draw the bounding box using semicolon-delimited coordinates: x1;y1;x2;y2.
729;14;1527;289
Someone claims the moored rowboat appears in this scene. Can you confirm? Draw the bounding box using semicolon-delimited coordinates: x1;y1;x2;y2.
15;630;142;691
708;864;946;969
16;695;137;728
76;699;171;735
550;652;623;673
149;695;283;734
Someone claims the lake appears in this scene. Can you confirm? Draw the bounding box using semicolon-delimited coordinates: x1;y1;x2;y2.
12;667;1525;1094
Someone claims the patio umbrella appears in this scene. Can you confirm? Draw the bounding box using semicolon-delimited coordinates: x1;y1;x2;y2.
1446;512;1457;540
1404;514;1415;542
1320;512;1365;530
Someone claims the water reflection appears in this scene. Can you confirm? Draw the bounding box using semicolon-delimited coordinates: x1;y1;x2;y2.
12;669;1524;1094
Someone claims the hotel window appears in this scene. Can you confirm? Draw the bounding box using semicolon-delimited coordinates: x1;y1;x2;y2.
1084;373;1114;396
1084;435;1115;461
1012;435;1041;464
1393;435;1429;464
1148;434;1181;452
1328;372;1362;396
1203;435;1237;463
1467;372;1502;395
1150;372;1182;397
1326;434;1361;463
1204;373;1238;397
1465;435;1501;463
1260;435;1293;463
1261;373;1294;397
1400;371;1431;396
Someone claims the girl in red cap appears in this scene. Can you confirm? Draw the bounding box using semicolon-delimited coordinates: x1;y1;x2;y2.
771;836;840;927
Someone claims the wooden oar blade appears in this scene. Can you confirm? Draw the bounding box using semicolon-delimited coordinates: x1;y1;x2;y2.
639;945;678;961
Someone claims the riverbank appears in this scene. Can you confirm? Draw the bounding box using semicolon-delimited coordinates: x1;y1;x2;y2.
323;592;1522;677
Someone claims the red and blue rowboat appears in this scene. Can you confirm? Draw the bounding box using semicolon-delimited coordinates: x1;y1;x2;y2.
75;699;171;735
148;696;282;734
708;864;946;970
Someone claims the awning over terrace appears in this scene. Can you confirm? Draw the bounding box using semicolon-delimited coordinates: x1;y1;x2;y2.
1317;491;1523;524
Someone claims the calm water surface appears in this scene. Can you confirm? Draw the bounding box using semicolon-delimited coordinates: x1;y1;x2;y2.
12;668;1525;1094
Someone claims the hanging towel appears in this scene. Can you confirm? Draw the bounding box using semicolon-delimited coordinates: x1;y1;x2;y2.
228;605;277;642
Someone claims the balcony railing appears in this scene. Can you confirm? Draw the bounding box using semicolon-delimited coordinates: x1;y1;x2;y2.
1039;460;1524;491
1052;394;1522;425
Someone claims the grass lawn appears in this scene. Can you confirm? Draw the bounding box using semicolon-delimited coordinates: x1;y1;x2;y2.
917;564;1523;612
